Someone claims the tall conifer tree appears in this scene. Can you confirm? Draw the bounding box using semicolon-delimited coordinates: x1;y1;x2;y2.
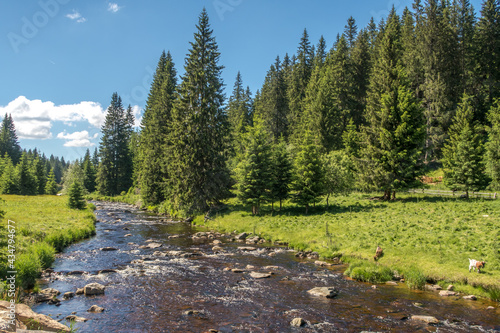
139;51;177;204
169;9;231;214
0;114;21;165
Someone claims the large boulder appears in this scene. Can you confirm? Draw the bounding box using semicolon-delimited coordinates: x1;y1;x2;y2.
88;305;105;313
84;283;106;296
235;232;248;240
307;287;338;298
249;272;271;279
290;317;306;327
0;301;70;332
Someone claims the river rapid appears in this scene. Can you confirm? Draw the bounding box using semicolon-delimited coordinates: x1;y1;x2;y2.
32;201;500;332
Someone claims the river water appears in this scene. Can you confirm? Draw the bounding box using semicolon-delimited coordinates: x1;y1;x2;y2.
32;201;500;332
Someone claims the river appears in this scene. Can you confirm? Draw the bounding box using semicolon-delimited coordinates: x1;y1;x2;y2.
32;201;500;332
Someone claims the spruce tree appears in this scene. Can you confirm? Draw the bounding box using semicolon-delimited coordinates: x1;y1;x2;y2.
486;99;500;189
169;9;231;214
97;93;134;196
322;150;354;208
82;149;97;193
33;156;47;194
292;130;323;213
45;168;58;195
139;51;177;204
361;9;426;200
351;29;372;126
0;114;22;164
288;29;314;135
235;121;273;215
68;181;86;210
344;16;358;49
0;154;17;194
442;94;487;197
476;0;500;119
227;72;252;138
17;152;37;195
270;137;292;211
254;57;289;142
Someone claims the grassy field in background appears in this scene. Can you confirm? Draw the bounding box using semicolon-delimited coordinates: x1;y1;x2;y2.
197;192;500;300
0;195;96;290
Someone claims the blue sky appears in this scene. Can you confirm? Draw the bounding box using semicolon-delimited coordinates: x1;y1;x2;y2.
0;0;484;161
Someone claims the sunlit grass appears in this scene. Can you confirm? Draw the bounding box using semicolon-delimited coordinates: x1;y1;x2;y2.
199;192;500;299
0;195;96;289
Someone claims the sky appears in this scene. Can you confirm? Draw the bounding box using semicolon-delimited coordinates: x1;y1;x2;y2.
0;0;485;161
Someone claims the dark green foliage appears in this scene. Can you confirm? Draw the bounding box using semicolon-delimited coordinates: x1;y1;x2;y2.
235;121;272;215
139;51;178;205
68;181;86;210
227;72;253;139
486;99;500;189
322;150;355;207
0;113;22;164
361;11;426;199
292;130;323;213
476;0;500;115
97;93;134;196
443;94;488;196
82;149;96;193
33;157;46;194
0;154;17;194
17;152;37;195
270;137;292;211
254;57;289;142
45;168;58;195
168;9;231;214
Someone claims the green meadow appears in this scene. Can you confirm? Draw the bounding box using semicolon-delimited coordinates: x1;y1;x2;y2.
197;192;500;300
0;195;96;290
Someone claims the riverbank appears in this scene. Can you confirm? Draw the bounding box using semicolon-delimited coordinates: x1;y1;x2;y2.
0;195;96;291
195;193;500;301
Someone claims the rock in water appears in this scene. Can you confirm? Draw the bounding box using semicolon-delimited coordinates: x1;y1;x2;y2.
249;272;271;279
84;283;106;296
100;247;118;251
65;315;88;322
307;287;338;298
439;290;456;297
88;305;105;313
411;315;439;324
290;317;306;327
235;232;248;240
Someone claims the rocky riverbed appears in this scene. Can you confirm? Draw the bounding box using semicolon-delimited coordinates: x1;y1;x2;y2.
21;201;499;332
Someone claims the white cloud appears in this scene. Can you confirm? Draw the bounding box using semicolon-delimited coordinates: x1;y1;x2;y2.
0;96;107;140
108;3;121;13
57;130;97;147
66;10;86;23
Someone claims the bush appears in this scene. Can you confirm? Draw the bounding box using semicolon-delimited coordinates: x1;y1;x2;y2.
344;260;393;283
16;253;41;289
68;181;86;210
404;266;427;290
31;242;55;268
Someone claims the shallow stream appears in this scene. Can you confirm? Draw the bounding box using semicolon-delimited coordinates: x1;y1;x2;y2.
32;201;500;332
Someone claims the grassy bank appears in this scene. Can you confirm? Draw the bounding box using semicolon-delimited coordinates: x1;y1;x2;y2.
0;195;96;290
197;192;500;301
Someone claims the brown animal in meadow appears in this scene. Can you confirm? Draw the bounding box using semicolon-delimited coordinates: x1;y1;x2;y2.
468;259;486;273
374;246;383;261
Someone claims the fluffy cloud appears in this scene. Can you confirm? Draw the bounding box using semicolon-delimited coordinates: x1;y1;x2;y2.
66;10;86;23
108;3;121;13
57;130;99;147
0;96;107;140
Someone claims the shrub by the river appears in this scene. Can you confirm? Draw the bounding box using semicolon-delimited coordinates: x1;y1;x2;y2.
68;181;86;210
15;252;41;289
344;260;393;283
404;266;427;290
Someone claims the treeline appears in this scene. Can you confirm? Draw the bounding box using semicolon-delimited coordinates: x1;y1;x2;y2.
4;2;500;216
0;113;70;195
116;2;500;215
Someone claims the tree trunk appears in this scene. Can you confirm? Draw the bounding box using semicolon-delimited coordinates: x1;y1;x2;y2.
271;201;274;212
279;199;282;211
326;194;330;209
391;191;396;200
305;204;309;214
383;190;390;200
